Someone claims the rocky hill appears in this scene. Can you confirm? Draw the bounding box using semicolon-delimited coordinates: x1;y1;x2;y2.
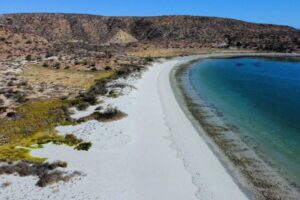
0;13;299;53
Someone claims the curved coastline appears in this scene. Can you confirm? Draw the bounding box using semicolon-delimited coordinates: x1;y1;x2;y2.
1;54;300;200
170;53;300;200
157;55;249;200
0;56;248;200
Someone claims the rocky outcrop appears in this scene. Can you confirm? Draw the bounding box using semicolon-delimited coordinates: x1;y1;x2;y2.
108;30;138;44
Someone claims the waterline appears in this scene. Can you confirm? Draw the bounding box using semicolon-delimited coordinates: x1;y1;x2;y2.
171;55;300;199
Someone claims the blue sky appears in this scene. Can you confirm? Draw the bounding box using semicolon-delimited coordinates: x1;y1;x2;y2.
0;0;299;29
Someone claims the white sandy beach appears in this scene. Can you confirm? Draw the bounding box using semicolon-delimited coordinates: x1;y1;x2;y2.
0;55;249;200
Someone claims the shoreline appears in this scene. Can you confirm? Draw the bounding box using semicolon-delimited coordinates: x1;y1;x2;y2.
171;53;300;199
157;55;249;199
0;53;299;199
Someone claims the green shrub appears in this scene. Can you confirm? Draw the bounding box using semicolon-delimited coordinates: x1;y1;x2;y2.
25;55;32;61
64;134;82;146
76;102;90;111
75;142;92;151
145;57;154;62
42;62;49;67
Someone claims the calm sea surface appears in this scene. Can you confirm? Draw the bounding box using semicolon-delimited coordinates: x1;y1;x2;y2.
187;57;300;185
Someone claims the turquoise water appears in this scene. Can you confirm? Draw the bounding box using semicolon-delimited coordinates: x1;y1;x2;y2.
188;57;300;185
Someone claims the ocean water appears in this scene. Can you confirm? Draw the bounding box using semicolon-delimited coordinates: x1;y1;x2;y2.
187;57;300;185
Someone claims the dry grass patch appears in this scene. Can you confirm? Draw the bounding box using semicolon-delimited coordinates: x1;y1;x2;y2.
21;65;115;90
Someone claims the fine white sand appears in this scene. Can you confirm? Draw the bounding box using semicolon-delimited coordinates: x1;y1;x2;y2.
0;55;249;200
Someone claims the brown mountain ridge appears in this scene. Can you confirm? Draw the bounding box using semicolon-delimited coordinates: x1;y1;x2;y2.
0;13;299;53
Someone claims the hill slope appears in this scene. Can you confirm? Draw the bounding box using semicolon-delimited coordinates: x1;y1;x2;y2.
0;13;299;52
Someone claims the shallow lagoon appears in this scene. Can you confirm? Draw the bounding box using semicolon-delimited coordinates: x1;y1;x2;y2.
187;57;300;185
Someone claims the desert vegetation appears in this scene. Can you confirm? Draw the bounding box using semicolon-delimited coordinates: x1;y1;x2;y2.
75;142;92;151
0;99;93;162
0;160;81;187
0;53;137;162
77;107;127;123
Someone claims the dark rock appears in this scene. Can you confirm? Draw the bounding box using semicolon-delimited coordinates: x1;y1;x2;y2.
6;112;21;119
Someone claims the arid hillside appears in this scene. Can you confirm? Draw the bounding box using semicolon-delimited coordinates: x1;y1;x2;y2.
0;13;300;53
0;13;300;119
